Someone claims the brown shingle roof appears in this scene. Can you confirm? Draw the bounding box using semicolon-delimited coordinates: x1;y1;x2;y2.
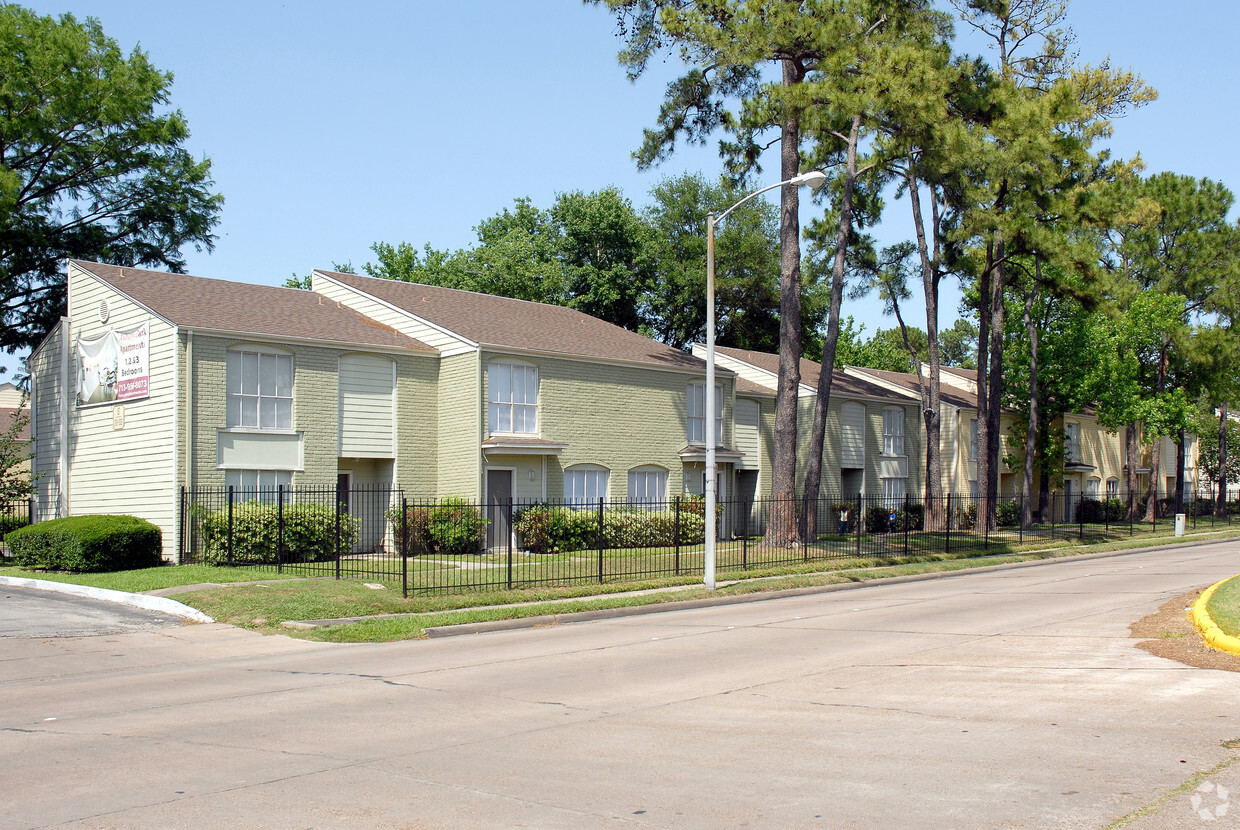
73;262;433;353
713;345;902;401
735;377;774;397
853;367;977;410
1;407;29;442
320;270;709;371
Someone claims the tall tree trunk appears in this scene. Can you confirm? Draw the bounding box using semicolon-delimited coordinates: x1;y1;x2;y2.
1144;347;1169;522
908;167;943;528
975;244;993;531
1125;424;1140;521
1038;454;1050;523
1218;404;1229;518
1022;279;1039;529
802;114;862;541
984;248;1005;531
766;57;805;547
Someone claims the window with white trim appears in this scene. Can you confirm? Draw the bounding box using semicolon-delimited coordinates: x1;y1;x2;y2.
564;465;609;506
1086;477;1100;497
882;407;905;456
225;469;293;492
687;382;723;446
1106;477;1119;499
1064;422;1080;463
227;350;293;430
969;418;978;461
882;477;906;505
489;361;538;435
628;467;668;505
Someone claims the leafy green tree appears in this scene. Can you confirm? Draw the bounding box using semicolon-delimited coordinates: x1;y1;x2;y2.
0;398;32;504
0;5;222;353
1194;405;1240;509
939;318;978;369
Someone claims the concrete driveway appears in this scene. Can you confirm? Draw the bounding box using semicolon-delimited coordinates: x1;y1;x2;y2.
4;541;1240;829
0;583;187;638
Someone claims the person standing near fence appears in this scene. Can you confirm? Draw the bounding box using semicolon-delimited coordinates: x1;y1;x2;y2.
839;506;849;536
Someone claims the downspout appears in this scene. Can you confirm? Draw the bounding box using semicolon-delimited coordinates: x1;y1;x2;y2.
477;349;485;501
185;330;193;490
59;317;71;518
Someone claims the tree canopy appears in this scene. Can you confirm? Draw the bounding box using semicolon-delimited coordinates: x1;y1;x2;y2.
0;5;222;353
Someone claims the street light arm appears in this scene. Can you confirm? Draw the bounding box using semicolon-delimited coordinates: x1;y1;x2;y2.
713;170;827;224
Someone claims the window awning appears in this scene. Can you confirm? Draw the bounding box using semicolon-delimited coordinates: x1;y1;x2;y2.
679;445;745;463
481;437;569;456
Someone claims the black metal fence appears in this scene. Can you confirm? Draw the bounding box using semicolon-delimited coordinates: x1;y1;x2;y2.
179;486;1235;597
0;498;33;540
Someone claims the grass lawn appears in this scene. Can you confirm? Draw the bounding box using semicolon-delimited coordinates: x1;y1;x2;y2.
0;561;305;592
1206;575;1240;636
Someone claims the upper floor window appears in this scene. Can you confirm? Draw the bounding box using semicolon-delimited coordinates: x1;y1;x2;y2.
687;382;723;446
1065;422;1080;463
227;350;292;431
565;464;609;507
882;407;905;456
628;467;668;506
489;361;538;434
969;418;978;461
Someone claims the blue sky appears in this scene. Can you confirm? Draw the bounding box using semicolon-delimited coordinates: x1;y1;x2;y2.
8;1;1240;376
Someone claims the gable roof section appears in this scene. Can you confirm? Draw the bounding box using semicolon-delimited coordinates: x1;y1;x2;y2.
850;367;977;410
71;262;433;353
1;406;29;442
320;270;709;371
710;345;902;401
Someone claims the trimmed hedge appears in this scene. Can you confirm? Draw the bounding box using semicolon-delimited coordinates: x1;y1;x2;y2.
513;500;710;554
0;513;30;541
198;501;359;565
7;515;162;572
388;498;487;556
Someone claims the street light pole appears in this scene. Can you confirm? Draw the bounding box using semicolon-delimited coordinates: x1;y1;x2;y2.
703;170;827;590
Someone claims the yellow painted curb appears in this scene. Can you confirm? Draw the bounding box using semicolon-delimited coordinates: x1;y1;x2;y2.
1189;576;1240;657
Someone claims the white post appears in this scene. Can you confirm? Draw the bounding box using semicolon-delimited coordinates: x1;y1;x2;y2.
705;212;718;591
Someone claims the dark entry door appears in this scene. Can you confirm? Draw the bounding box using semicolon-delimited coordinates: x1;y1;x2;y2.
487;470;513;550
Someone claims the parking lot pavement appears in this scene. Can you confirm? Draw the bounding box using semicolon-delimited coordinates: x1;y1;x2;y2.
0;583;186;638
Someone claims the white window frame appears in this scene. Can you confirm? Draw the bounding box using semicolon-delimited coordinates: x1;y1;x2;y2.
687;382;723;447
1106;477;1119;499
881;477;906;506
1064;421;1080;463
1086;477;1100;498
225;469;293;493
227;348;294;432
627;467;669;506
488;360;539;436
882;407;905;457
564;465;610;507
969;418;978;461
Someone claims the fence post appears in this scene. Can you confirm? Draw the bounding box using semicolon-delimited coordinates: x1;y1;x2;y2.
334;484;341;581
1050;495;1055;540
1019;492;1024;545
507;497;514;591
855;493;862;559
277;483;285;573
227;485;234;567
904;492;910;556
178;485;186;565
984;499;990;550
1078;494;1084;541
945;493;951;554
597;497;604;584
1104;495;1109;540
399;496;408;599
674;495;681;576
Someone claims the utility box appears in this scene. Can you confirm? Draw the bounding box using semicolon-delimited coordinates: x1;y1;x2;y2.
1175;513;1186;537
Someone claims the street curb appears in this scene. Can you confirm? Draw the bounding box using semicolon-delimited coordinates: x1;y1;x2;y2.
0;576;215;623
423;539;1236;638
1190;576;1240;656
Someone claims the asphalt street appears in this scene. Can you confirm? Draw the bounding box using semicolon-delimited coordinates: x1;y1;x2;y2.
0;583;186;639
4;541;1240;829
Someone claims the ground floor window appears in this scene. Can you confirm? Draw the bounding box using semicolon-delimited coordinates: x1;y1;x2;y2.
628;468;668;505
881;477;906;505
1106;477;1119;499
565;466;609;507
225;469;293;493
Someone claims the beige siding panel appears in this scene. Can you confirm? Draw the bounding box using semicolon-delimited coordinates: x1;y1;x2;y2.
437;353;482;499
66;264;178;559
312;273;470;352
339;354;395;457
735;399;761;470
29;324;64;521
840;401;865;468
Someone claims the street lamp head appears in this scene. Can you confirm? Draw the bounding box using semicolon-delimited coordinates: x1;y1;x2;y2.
791;170;828;190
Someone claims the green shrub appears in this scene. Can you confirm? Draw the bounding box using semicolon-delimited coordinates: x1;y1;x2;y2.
198;501;358;565
956;502;977;530
0;513;30;541
7;515;162;572
897;503;925;531
995;500;1020;528
514;501;709;554
388;498;487;556
514;504;598;554
865;505;893;534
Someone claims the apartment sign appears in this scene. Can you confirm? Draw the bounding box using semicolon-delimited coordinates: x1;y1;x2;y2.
77;320;150;406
